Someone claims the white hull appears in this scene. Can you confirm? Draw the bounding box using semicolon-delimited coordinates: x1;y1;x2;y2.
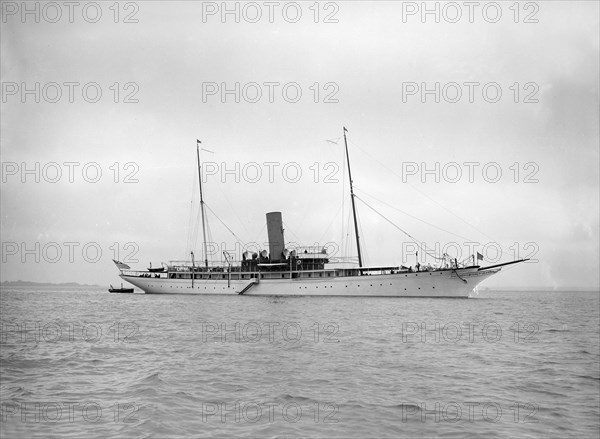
120;267;501;298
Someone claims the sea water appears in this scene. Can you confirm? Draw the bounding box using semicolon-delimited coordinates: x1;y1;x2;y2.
1;287;598;438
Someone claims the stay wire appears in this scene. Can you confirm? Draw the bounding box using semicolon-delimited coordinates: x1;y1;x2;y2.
354;195;441;259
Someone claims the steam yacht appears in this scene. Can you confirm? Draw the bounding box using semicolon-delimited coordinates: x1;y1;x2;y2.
115;128;526;297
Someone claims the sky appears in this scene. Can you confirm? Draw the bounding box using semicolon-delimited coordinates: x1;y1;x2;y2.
1;1;598;289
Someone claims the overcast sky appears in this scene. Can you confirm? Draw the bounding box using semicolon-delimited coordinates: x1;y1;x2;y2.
1;1;598;289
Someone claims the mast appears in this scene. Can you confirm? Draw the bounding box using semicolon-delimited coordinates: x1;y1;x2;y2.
196;140;209;268
343;127;363;269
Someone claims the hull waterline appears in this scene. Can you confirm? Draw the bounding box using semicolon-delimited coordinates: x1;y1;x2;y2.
120;267;501;298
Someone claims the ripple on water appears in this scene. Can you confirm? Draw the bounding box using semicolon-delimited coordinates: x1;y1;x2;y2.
1;288;598;438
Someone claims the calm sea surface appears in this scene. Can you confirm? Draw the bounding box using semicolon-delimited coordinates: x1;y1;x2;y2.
1;287;598;438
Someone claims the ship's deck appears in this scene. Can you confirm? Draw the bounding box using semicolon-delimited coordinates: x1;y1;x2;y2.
120;265;482;281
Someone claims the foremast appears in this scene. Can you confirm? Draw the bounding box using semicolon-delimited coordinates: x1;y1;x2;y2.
196;140;209;268
343;127;363;269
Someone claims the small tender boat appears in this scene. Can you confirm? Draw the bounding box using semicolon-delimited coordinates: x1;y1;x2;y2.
108;283;134;293
147;262;166;273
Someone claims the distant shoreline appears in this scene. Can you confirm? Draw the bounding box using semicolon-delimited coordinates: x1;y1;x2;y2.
478;287;600;292
0;281;101;288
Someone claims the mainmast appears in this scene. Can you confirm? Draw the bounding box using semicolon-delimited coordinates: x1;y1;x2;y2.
196;140;209;268
343;127;363;269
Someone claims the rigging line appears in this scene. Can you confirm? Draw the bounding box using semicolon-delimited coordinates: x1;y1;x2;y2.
347;136;503;245
354;195;440;258
355;207;368;266
346;207;355;259
344;207;353;260
354;187;477;244
211;182;252;238
206;216;214;263
282;221;305;246
357;182;512;257
251;222;267;248
185;200;194;258
185;166;200;258
191;201;201;259
317;198;346;244
340;137;347;258
205;216;211;261
204;203;246;246
292;195;316;239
